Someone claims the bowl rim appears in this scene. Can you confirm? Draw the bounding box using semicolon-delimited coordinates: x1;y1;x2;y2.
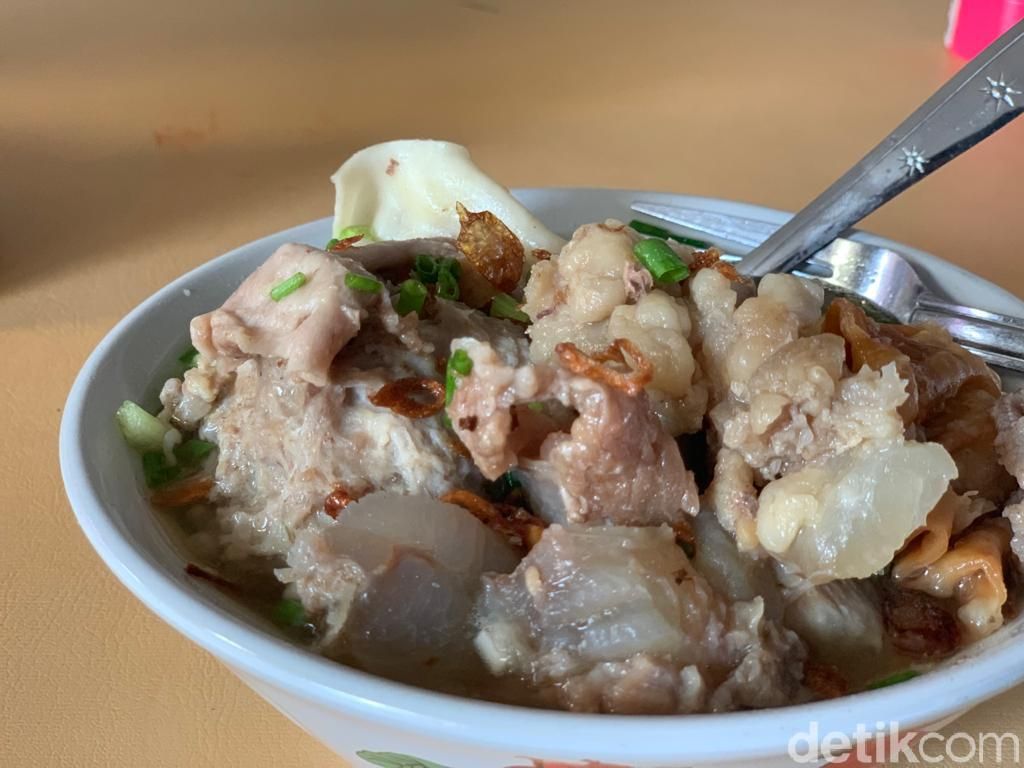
60;190;1024;763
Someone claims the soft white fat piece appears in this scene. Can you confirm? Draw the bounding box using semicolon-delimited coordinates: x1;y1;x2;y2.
277;493;519;658
331;140;566;253
756;439;958;582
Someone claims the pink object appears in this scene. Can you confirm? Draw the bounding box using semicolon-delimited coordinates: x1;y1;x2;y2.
946;0;1024;58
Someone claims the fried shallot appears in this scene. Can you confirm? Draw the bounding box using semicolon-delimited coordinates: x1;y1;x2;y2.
555;338;653;396
690;247;743;283
327;234;364;252
324;485;357;518
456;202;525;292
440;489;546;552
369;377;445;419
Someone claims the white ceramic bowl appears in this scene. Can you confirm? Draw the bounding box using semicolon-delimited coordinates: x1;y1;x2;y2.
61;189;1024;768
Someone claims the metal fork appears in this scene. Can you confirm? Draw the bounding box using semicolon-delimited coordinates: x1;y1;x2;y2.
631;201;1024;373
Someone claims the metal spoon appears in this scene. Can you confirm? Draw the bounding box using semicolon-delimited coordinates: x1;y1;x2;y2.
739;18;1024;277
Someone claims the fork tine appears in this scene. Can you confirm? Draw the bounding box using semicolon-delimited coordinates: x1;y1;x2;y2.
957;344;1024;374
631;202;832;279
630;203;774;249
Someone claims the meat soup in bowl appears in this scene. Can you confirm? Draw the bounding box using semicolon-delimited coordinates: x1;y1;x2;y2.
61;141;1024;767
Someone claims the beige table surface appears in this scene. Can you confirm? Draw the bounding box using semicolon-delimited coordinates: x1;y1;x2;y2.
4;1;1024;766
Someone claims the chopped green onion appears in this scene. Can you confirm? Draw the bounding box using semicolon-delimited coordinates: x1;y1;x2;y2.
490;293;530;323
436;269;459;301
272;598;307;628
866;670;920;690
394;279;428;316
175;438;215;466
413;254;440;284
629;219;710;249
177;345;200;370
142;451;181;488
438;257;461;280
450;348;473;376
344;273;382;294
414;254;461;290
269;272;307;302
527;401;544;412
116;400;170;453
336;224;375;241
445;349;474;406
632;239;691;284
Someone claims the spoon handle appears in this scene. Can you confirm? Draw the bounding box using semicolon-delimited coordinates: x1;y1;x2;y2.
739;19;1024;277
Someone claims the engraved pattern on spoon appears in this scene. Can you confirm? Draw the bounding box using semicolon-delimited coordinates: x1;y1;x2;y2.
900;146;927;175
980;74;1021;109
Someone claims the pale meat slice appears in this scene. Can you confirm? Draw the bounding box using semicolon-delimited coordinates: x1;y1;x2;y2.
190;243;419;387
448;338;699;526
473;525;805;714
164;276;528;562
